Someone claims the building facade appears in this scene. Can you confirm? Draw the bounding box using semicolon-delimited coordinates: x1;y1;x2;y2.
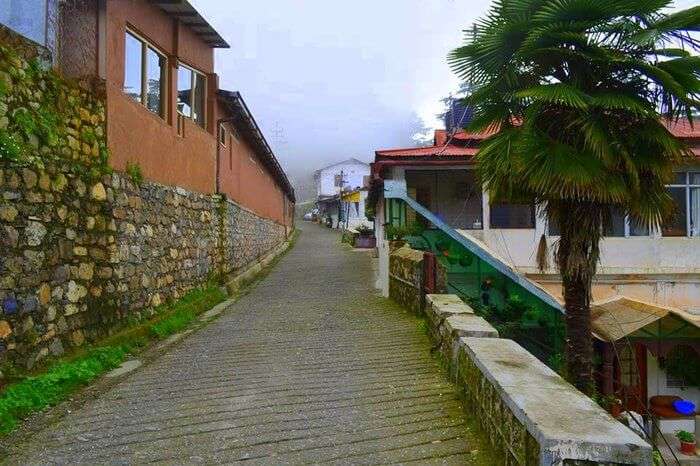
314;158;370;229
370;123;700;431
2;0;295;225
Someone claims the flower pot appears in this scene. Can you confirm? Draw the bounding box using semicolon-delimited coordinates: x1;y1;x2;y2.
355;236;376;249
680;441;696;455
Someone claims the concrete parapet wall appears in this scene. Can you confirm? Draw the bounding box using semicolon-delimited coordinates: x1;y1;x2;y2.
423;294;652;465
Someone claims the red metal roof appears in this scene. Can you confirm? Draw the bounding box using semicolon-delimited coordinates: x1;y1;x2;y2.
379;119;699;163
664;119;700;138
375;145;478;159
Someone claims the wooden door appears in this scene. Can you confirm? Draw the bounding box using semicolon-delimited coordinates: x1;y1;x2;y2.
615;344;648;413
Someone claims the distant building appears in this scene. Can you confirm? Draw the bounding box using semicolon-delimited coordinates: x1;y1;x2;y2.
314;158;370;229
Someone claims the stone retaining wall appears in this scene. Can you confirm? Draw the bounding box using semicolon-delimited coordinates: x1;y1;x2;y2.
0;167;287;369
423;294;652;465
388;245;447;314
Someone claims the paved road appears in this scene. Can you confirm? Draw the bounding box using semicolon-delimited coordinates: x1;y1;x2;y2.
9;224;483;465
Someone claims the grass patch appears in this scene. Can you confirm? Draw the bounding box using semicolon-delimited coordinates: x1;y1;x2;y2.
0;346;128;435
149;286;226;339
0;283;227;436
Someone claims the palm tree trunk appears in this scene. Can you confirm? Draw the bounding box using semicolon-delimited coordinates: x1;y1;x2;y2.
562;271;594;393
553;201;604;395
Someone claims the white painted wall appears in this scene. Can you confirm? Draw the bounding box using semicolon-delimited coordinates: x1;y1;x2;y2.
383;165;700;313
647;352;700;433
315;160;369;198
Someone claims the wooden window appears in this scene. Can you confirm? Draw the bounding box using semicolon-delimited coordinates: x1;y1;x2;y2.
177;63;206;128
219;124;227;146
123;30;166;118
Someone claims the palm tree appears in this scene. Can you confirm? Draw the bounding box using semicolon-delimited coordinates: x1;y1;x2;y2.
449;0;700;394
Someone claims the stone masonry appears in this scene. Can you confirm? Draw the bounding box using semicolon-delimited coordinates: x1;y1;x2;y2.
0;168;287;369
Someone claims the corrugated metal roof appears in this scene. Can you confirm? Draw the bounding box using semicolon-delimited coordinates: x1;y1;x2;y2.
148;0;229;48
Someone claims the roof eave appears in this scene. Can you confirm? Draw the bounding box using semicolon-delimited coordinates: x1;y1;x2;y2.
149;0;230;48
218;90;295;202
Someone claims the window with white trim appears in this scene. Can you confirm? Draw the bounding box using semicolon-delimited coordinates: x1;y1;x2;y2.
123;30;166;117
662;171;700;237
177;63;206;128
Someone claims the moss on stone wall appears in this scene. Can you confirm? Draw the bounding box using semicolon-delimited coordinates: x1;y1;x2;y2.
0;43;108;177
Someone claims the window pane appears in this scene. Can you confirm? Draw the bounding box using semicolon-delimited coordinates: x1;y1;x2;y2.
490;203;535;229
661;187;687;236
671;172;687;185
629;218;649;237
177;66;192;117
691;188;700;237
603;207;625;237
690;172;700;185
124;32;143;103
193;72;206;128
146;47;165;116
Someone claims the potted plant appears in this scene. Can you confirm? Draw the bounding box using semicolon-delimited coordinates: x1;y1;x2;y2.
385;225;408;251
355;225;376;249
676;430;696;455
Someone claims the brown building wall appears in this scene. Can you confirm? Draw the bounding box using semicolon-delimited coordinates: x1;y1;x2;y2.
103;0;217;194
54;0;294;217
57;0;99;78
217;117;289;226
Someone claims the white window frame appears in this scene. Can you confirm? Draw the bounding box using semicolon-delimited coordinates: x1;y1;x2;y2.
124;29;167;118
177;62;207;128
665;170;700;238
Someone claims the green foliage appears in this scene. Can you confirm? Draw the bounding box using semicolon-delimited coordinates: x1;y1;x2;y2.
125;161;144;185
664;345;700;388
386;221;425;241
149;285;226;339
355;224;374;236
0;129;25;162
385;224;408;241
676;430;695;443
0;284;227;436
449;0;700;392
0;44;109;175
0;346;128;435
416;318;429;335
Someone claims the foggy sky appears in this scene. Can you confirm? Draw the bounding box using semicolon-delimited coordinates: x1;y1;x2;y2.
189;0;491;191
190;0;696;199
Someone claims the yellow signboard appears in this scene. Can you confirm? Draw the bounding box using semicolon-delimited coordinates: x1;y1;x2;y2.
341;191;361;202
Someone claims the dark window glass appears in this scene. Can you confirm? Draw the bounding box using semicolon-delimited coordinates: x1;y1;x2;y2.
490;203;535;229
124;32;143;103
672;172;687;184
662;187;687;236
603;207;625;237
177;66;192;117
193;71;206;128
219;125;227;146
629;219;649;237
146;47;165;116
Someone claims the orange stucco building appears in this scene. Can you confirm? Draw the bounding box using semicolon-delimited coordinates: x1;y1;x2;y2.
56;0;295;227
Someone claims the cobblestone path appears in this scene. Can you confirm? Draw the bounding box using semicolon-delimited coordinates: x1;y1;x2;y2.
9;224;484;465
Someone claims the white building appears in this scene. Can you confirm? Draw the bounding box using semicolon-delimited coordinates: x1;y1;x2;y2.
371;125;700;434
314;158;371;230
